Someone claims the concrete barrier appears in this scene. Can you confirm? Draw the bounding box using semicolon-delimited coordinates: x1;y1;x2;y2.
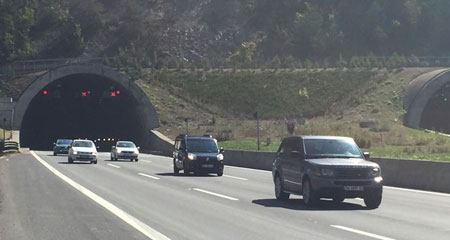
223;150;450;193
224;150;275;171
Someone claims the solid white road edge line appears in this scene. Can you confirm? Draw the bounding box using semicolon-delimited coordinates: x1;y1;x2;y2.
192;188;239;201
331;225;395;240
138;173;160;180
223;175;248;181
141;160;152;163
107;163;121;169
30;151;170;240
384;186;450;197
225;165;270;173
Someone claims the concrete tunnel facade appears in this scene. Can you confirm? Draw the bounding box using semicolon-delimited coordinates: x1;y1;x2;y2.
12;63;160;150
403;68;450;133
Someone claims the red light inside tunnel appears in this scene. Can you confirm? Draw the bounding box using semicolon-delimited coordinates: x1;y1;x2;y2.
116;90;120;95
110;92;116;97
81;92;87;97
87;90;91;94
43;90;48;95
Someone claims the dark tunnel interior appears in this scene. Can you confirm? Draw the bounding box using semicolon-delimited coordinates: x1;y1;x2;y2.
420;83;450;133
20;74;144;151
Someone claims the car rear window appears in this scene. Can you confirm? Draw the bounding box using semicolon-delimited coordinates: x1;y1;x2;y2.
57;139;73;145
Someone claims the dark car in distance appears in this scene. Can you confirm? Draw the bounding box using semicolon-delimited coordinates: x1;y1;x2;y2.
272;136;383;209
173;135;224;176
53;139;73;155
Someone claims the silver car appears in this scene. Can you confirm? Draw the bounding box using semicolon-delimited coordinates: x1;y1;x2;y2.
111;141;139;162
68;140;98;164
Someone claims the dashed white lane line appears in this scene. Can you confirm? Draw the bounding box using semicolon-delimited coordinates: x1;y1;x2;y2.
6;158;9;161
192;188;239;201
223;175;248;181
141;160;152;163
138;173;160;180
30;151;170;240
331;225;395;240
107;163;121;169
385;186;450;197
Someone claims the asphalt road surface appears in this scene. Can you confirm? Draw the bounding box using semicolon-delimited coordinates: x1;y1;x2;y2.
1;151;449;240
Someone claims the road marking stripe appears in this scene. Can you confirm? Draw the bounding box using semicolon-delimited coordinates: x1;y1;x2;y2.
30;151;170;240
107;163;121;169
384;186;450;197
284;179;302;185
141;160;152;163
331;225;395;240
192;188;239;201
138;173;160;180
6;159;9;161
223;175;248;181
225;166;270;173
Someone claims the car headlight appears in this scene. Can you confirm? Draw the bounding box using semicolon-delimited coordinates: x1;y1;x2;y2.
116;149;122;153
369;167;381;177
72;150;78;155
91;152;97;155
217;154;224;161
187;153;196;160
134;150;139;154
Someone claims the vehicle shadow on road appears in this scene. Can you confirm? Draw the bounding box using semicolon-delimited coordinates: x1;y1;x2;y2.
252;198;368;211
57;162;92;165
104;160;135;162
156;172;217;177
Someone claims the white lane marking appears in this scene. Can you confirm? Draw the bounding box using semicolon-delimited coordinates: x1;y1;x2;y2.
223;175;248;181
30;151;170;240
6;159;9;161
384;186;450;197
141;160;152;163
107;163;121;169
331;225;395;240
0;156;4;160
225;165;270;173
284;179;301;185
192;188;239;201
138;173;160;180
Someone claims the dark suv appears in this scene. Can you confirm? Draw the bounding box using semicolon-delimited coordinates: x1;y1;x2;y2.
272;136;383;209
53;139;73;155
173;135;224;176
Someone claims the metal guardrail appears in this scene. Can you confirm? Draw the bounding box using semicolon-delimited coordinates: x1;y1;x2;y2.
0;140;19;152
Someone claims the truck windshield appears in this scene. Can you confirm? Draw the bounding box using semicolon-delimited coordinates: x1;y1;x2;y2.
187;139;218;153
304;139;362;158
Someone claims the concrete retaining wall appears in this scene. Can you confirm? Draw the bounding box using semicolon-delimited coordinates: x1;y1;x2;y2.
145;130;174;157
224;150;450;193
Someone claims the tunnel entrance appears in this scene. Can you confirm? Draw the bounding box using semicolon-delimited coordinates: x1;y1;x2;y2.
419;83;450;133
20;73;144;150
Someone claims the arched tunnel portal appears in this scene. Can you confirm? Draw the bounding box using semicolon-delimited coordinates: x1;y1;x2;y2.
14;64;159;150
404;68;450;133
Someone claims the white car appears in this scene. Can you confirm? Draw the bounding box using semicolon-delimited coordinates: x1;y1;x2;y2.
68;140;98;164
111;141;139;162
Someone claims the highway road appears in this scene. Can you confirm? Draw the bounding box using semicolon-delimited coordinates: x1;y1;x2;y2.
1;151;449;240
